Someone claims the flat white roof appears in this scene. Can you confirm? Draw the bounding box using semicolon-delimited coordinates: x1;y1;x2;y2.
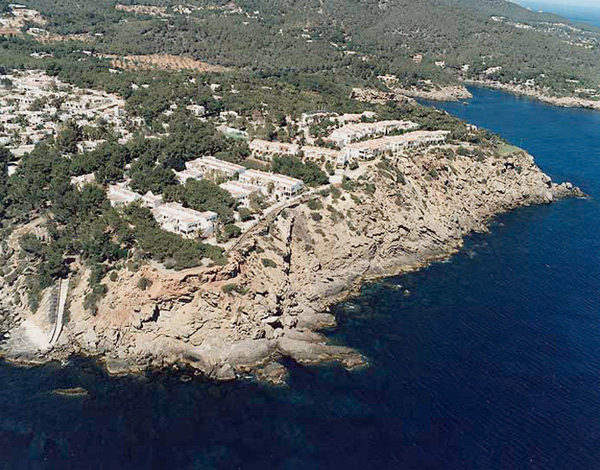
346;130;450;150
332;120;419;136
189;156;245;173
242;169;303;187
250;139;299;152
219;181;258;197
153;202;217;223
301;146;343;157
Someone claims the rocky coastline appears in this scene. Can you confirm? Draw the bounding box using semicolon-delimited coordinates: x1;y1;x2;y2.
0;147;582;384
390;85;473;102
465;79;600;110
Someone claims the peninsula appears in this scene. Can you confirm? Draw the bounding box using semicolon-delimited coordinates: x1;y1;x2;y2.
0;0;590;383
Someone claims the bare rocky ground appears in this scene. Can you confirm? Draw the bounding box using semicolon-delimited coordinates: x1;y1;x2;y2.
0;147;582;384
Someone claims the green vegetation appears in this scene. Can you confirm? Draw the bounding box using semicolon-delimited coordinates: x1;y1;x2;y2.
272;156;328;187
221;283;248;295
8;0;600;98
261;258;277;269
165;179;236;223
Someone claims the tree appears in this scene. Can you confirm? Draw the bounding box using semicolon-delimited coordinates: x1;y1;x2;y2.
56;121;82;154
0;146;10;218
165;179;236;223
271;155;329;187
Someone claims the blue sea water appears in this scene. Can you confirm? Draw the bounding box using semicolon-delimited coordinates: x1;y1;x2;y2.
2;87;600;469
515;1;600;27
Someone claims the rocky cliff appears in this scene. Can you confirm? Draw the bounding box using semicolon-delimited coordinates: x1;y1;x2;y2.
0;145;580;383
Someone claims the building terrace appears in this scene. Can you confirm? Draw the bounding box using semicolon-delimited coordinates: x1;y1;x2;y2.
344;130;451;160
328;120;419;147
152;203;218;237
239;169;304;198
186;156;246;177
249;139;300;159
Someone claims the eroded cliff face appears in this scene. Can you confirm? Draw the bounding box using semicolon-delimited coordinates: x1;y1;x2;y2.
0;147;580;383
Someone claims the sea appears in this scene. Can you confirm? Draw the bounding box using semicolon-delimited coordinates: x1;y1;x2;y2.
515;1;600;28
3;48;600;470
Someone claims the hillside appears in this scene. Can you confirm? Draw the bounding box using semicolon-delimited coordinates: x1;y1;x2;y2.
3;0;600;102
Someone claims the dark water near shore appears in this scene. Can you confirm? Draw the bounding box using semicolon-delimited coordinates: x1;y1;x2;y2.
2;87;600;469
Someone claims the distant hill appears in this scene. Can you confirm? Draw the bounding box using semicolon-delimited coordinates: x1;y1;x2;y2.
9;0;600;99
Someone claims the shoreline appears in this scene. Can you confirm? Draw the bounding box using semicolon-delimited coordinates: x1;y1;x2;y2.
0;148;583;384
464;79;600;110
0;196;574;383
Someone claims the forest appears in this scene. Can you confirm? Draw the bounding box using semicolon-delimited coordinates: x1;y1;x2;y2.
9;0;600;97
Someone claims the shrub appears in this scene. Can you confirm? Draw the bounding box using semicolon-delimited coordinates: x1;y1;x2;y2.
221;283;248;295
363;182;376;195
261;258;277;268
237;207;253;222
137;277;152;291
330;186;341;200
216;224;242;243
271;155;328;187
83;284;108;315
341;176;355;191
311;212;323;222
307;199;323;211
109;271;118;282
457;146;470;157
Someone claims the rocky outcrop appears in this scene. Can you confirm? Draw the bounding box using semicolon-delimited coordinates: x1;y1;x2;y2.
466;79;600;110
388;85;473;102
0;146;582;382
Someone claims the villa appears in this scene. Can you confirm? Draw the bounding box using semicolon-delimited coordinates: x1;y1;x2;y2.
186;156;246;177
152;203;218;237
239;169;304;198
219;181;260;208
249;139;300;159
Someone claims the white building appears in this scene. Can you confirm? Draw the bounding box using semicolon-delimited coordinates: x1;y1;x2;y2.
186;156;246;177
107;183;141;207
216;125;248;139
329;120;419;147
344;130;450;160
219;181;260;208
239;169;304;198
141;191;163;209
186;104;206;117
76;139;106;153
70;173;96;189
174;168;204;184
152;203;218;237
249;139;300;160
301;146;347;168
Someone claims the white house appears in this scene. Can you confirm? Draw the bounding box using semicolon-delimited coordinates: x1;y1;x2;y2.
329;120;419;147
107;183;141;207
152;203;218;237
249;139;300;160
141;191;163;209
70;173;96;189
219;181;260;208
344;130;451;160
186;156;246;177
239;169;304;198
174;168;204;184
301;146;347;168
